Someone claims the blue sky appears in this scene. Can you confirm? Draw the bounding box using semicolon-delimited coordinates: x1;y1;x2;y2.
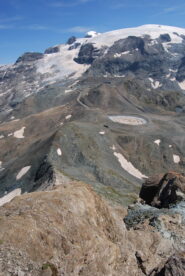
1;0;185;64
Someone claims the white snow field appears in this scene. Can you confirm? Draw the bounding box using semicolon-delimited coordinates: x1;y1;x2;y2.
86;31;100;38
36;25;185;86
108;115;147;125
86;24;185;49
37;44;90;83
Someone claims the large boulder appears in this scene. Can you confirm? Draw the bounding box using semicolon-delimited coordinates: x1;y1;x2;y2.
0;177;180;276
140;172;185;208
149;253;185;276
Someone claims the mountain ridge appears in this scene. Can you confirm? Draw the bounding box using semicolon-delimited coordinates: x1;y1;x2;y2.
0;23;185;206
0;23;185;275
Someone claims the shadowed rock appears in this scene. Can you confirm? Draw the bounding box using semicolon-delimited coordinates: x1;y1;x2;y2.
15;52;44;63
140;172;185;208
149;253;185;276
159;33;171;43
44;46;60;54
0;178;183;275
176;56;185;82
66;36;76;45
74;43;100;64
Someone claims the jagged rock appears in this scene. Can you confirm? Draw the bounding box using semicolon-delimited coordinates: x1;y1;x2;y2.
124;200;185;253
66;36;76;45
88;34;171;79
176;56;185;82
149;253;185;276
74;43;97;64
140;172;185;208
159;33;171;42
15;52;44;63
44;46;60;54
32;159;55;191
68;42;81;50
108;36;146;55
0;178;181;275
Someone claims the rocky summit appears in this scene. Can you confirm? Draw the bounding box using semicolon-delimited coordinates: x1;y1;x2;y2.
0;24;185;275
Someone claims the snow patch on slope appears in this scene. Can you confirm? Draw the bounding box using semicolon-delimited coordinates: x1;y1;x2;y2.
65;114;72;120
154;139;161;146
169;69;178;73
178;80;185;90
148;78;162;89
0;188;21;207
173;154;180;164
57;148;62;156
16;166;31;180
114;51;130;58
13;127;26;139
114;152;147;179
65;89;74;94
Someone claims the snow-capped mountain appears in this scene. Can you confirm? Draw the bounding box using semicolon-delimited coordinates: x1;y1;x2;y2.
1;24;185;200
1;25;185;274
1;24;185;118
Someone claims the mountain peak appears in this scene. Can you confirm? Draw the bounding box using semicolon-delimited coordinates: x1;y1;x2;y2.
85;31;101;38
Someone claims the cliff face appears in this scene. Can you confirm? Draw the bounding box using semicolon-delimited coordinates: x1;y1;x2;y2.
0;174;184;276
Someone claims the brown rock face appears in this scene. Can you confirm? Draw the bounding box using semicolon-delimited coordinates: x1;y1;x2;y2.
140;172;185;208
149;253;185;276
0;177;181;276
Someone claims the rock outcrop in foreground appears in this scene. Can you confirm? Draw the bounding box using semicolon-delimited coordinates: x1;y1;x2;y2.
0;174;184;275
149;253;185;276
140;172;185;208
